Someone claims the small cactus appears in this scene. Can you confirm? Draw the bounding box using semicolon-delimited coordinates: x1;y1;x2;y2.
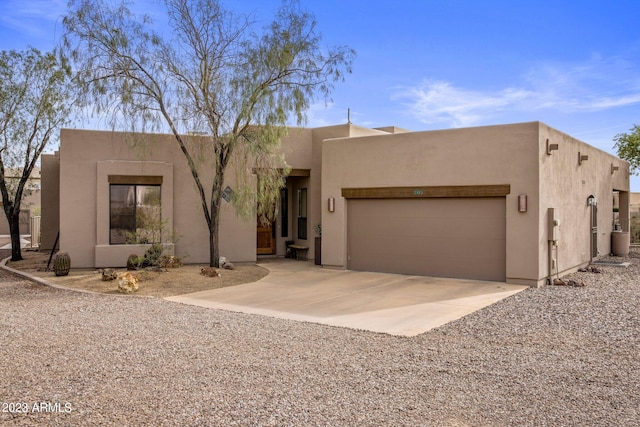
53;252;71;276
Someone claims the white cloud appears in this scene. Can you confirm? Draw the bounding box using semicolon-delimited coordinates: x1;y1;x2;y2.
396;54;640;128
395;81;535;127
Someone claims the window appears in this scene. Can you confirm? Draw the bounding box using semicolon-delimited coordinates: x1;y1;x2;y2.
110;184;161;244
297;188;307;240
280;188;288;237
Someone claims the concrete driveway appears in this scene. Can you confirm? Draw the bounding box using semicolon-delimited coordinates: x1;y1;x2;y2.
166;259;528;336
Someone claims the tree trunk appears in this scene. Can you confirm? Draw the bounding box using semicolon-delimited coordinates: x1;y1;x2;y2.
8;211;23;261
208;160;226;268
209;204;221;268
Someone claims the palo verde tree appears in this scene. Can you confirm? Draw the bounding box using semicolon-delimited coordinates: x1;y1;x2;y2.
0;48;74;261
614;124;640;173
63;0;355;267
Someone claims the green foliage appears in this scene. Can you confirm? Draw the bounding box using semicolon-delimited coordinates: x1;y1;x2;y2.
126;254;141;270
63;0;354;267
614;125;640;173
123;206;166;245
0;48;75;261
142;243;164;267
124;210;182;269
126;243;177;270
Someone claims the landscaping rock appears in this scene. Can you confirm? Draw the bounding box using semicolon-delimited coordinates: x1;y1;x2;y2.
101;268;118;281
578;266;603;273
159;255;182;268
200;267;221;277
117;272;139;293
553;277;585;287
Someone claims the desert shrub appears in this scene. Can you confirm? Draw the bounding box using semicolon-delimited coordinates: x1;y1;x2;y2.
127;254;142;270
158;255;182;268
143;243;163;266
125;244;174;270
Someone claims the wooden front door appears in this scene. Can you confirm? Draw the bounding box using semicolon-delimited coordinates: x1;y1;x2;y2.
257;221;276;255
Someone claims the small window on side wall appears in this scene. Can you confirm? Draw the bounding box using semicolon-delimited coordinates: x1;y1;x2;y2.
297;188;307;240
280;188;288;238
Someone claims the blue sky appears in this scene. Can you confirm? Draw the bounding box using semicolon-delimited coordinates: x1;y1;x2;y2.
2;0;640;189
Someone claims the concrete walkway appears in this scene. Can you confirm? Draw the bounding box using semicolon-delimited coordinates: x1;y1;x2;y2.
166;259;528;336
0;235;32;250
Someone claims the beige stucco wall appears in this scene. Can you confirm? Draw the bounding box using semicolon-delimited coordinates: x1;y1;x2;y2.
53;121;627;281
273;127;314;256
322;122;540;284
321;121;628;287
274;124;388;261
57;126;348;268
58;129;257;268
40;153;60;250
538;124;630;278
278;128;314;170
93;160;174;267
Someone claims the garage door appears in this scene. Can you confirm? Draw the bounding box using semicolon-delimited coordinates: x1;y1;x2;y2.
347;197;506;281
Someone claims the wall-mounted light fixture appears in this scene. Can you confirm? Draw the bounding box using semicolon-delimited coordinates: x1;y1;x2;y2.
328;197;335;212
546;139;559;155
578;152;589;165
518;194;527;212
611;164;620;174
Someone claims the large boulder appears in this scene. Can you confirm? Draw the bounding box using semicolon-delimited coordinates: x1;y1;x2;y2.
117;272;139;293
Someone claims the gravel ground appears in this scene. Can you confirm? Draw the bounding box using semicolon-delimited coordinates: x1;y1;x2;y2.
1;248;639;426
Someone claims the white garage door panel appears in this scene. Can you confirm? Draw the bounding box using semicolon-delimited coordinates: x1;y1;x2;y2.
347;198;506;281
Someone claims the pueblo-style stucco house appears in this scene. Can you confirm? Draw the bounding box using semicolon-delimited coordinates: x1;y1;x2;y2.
41;121;630;287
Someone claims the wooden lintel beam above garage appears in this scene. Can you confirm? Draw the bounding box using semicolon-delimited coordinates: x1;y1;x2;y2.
341;184;511;199
252;168;310;177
